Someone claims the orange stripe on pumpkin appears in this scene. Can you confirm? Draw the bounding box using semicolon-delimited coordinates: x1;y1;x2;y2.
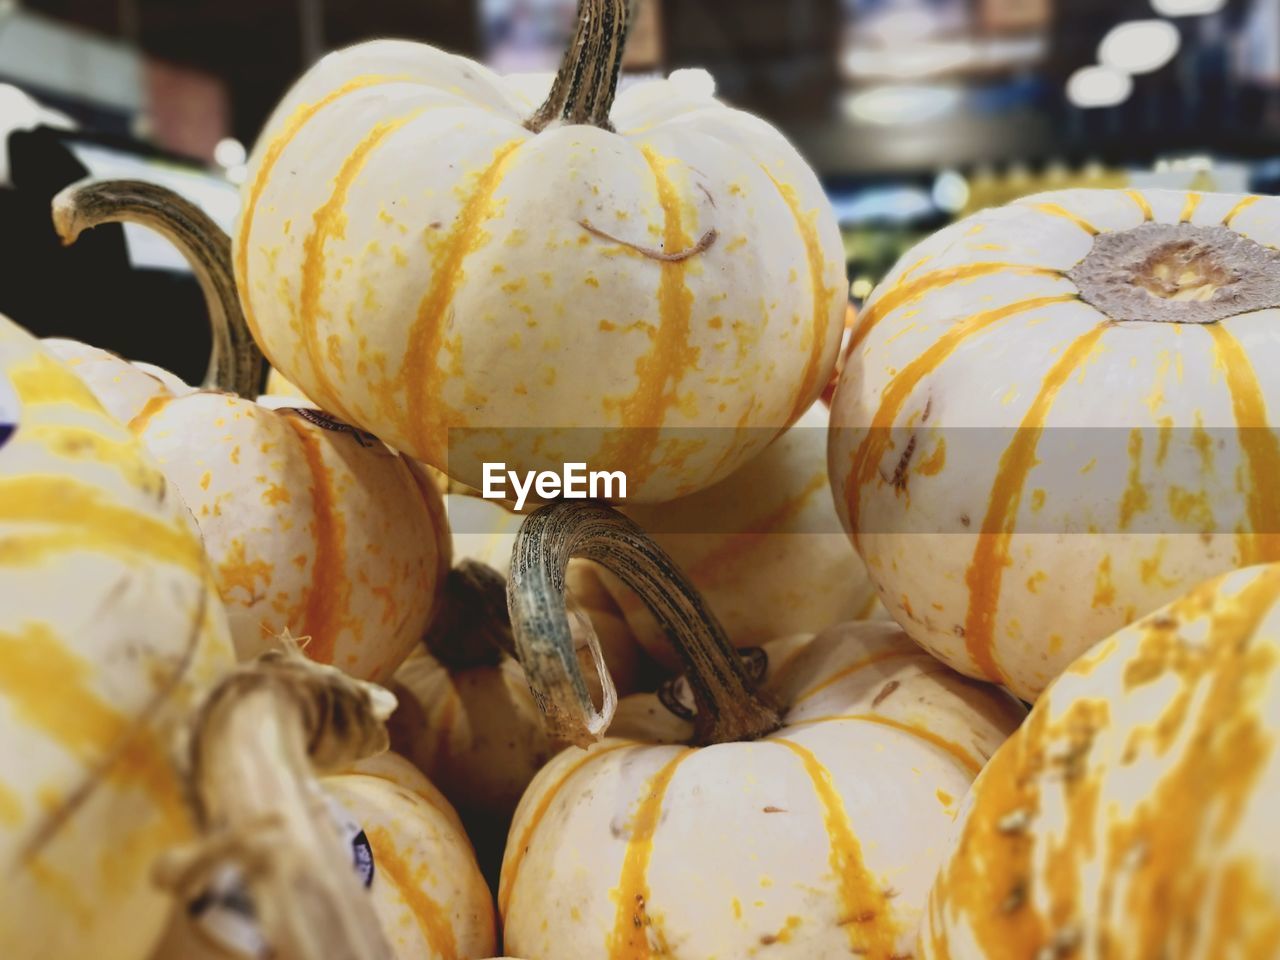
784;714;982;775
1206;325;1280;564
365;825;459;958
298;111;423;422
498;741;638;918
848;263;1064;357
236;75;399;348
962;322;1109;683
1222;195;1260;227
775;739;901;958
1180;192;1203;224
284;416;347;664
842;294;1078;546
1126;190;1154;222
0;623;191;846
596;146;699;486
607;748;694;959
1031;203;1100;236
403;139;525;463
0;476;205;573
763;169;835;425
790;647;922;706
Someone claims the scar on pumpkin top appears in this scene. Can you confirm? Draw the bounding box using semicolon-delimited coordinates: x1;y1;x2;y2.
578;218;720;263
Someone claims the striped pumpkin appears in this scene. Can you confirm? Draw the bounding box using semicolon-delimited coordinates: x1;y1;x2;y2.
234;0;846;503
0;314;235;960
922;562;1280;959
502;504;1025;959
51;180;450;683
829;187;1280;700
599;401;884;670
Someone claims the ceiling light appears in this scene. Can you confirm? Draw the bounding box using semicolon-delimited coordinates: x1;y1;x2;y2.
1099;20;1181;75
214;137;247;168
932;170;970;213
1151;0;1226;16
1067;65;1134;108
844;85;960;126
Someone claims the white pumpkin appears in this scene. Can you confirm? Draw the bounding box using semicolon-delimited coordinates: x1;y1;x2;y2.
599;401;884;669
923;562;1280;959
0;315;235;960
234;0;846;502
50;179;450;682
500;502;1024;959
830;187;1280;700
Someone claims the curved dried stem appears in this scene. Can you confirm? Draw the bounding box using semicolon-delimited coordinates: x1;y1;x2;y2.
179;649;397;960
52;178;266;398
507;502;780;748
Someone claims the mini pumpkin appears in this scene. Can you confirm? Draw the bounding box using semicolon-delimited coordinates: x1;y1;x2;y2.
0;314;235;960
234;0;846;502
830;187;1280;700
922;562;1280;959
50;179;450;682
598;401;884;669
499;503;1024;959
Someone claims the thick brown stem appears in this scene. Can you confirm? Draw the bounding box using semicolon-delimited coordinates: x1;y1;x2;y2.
423;560;516;670
180;649;397;960
507;502;780;748
526;0;631;132
51;178;266;398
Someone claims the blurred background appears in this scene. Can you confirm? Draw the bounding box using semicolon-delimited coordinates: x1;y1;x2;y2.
1;0;1278;379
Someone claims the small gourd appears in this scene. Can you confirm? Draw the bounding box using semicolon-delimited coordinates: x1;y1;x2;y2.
235;0;847;502
0;314;235;960
50;180;450;682
830;187;1280;699
598;401;883;669
499;503;1025;959
922;562;1280;959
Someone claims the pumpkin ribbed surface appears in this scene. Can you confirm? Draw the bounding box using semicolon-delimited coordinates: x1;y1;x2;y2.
235;43;846;502
44;340;449;683
829;188;1280;699
922;562;1280;959
0;317;234;960
139;394;448;682
322;754;497;960
499;620;1024;959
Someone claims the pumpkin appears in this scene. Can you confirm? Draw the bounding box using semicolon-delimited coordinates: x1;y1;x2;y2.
0;313;235;960
829;187;1280;700
387;494;643;873
499;502;1024;959
597;401;884;670
155;746;497;960
922;562;1280;959
234;0;847;502
51;179;450;682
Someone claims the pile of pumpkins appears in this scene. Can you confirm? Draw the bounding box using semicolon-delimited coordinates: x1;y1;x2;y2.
3;1;1279;957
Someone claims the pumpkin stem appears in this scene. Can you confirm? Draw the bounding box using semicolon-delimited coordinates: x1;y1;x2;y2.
508;501;781;748
51;178;266;398
177;647;397;960
526;0;631;132
423;560;517;670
